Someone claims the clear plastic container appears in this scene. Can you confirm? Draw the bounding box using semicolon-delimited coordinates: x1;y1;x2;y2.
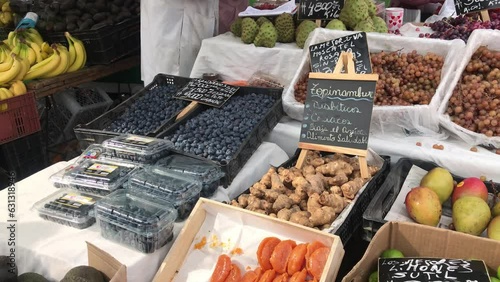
126;166;202;221
95;190;178;253
102;134;174;163
64;159;137;196
33;189;101;229
247;71;284;88
155;155;224;197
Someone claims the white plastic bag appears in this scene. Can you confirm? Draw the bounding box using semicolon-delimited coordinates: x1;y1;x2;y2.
438;29;500;148
283;28;466;137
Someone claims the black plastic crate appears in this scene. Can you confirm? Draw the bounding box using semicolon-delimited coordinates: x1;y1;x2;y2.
74;74;192;150
362;158;500;241
40;17;140;65
157;86;284;188
0;132;47;184
234;149;390;245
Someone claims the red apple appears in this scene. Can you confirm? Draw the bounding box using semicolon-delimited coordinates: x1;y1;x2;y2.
451;177;488;204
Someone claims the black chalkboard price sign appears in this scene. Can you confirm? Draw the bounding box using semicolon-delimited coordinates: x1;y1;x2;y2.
175;79;239;108
296;52;378;178
454;0;500;18
309;32;371;74
378;258;490;282
299;0;345;20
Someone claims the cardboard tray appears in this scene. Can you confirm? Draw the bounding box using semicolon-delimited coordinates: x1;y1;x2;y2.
234;149;391;245
362;158;499;241
156;86;284;188
152;198;345;282
87;242;127;282
342;221;500;282
74;74;192;150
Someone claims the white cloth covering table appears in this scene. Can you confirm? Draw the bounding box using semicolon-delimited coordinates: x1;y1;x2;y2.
0;142;288;282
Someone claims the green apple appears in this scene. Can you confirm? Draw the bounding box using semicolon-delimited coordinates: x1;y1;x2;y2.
369;271;378;282
380;249;404;258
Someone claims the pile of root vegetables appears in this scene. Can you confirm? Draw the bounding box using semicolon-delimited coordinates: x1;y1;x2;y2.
231;151;380;229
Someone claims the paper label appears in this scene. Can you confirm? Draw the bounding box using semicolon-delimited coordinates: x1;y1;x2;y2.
55;193;96;209
125;135;154;145
84;163;118;177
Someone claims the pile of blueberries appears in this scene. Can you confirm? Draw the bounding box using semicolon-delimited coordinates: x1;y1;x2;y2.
96;198;175;253
41;194;97;229
106;85;189;135
164;93;277;162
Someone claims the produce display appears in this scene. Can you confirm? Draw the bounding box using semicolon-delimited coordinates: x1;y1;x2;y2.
155;154;224;197
446;46;500;138
33;189;100;229
106;84;189;135
210;237;330;282
229;1;388;49
101;134;173;163
164;92;278;163
126;166;202;221
421;9;500;42
231;151;380;229
404;166;500;240
294;50;445;106
35;0;140;32
94;190;178;253
0;28;87;88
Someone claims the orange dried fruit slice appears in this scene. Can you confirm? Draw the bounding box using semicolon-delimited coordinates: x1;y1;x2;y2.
305;241;326;262
289;268;307;282
258;269;277;282
272;272;289;282
257;237;282;270
269;240;297;274
287;243;308;276
210;254;232;282
306;247;330;281
225;263;242;282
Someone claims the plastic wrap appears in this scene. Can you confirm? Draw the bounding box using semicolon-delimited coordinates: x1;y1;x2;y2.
155;155;224;198
247;71;285;88
283;28;466;136
32;189;101;229
126;166;202;221
438;29;500;148
95;190;178;253
102;135;174;163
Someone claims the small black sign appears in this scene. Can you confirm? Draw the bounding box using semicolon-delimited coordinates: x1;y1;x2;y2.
454;0;500;15
378;258;490;282
299;77;376;150
309;32;371;74
299;0;344;20
175;79;239;107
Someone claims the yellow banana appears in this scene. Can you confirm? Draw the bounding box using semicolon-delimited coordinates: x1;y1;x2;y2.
41;42;52;55
0;87;8;110
29;42;43;64
9;44;20;56
40;51;48;60
25;28;43;46
13;55;29;81
67;37;76;67
9;81;27;96
0;87;13;98
0;54;21;85
26;45;36;66
24;49;60;80
0;53;13;72
6;31;15;48
40;44;69;78
2;2;11;12
65;32;86;72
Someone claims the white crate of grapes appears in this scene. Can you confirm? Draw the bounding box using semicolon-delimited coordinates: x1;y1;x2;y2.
283;28;466;136
438;29;500;149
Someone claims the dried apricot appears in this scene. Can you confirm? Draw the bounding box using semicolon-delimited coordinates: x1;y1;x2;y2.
306;247;330;280
305;241;326;261
210;254;232;282
272;272;289;282
289;268;307;282
270;240;297;274
257;237;281;270
242;267;262;282
258;269;276;282
287;243;308;275
225;263;242;282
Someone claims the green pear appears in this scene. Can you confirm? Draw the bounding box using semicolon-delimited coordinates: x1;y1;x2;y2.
453;196;491;236
492;201;500;217
420;167;454;204
487;216;500;241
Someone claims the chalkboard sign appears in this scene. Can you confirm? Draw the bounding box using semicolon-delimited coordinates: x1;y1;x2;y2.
378;258;490;282
175;79;239;107
454;0;500;15
299;0;344;20
299;76;377;151
309;32;371;74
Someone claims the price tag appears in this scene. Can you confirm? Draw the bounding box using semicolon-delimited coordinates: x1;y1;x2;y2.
298;0;344;20
175;79;240;108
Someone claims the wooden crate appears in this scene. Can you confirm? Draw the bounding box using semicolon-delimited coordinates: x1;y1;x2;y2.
153;198;345;282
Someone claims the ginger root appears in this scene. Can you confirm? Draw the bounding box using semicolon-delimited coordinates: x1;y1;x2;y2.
319;192;347;214
249;182;267;198
304;173;326;196
316;160;353;177
273;194;293;211
341;178;367;200
302;165;316;176
289;211;313;228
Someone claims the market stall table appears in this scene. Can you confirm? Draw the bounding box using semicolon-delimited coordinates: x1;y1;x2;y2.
190;32;303;83
0;142;288;282
265;118;500;182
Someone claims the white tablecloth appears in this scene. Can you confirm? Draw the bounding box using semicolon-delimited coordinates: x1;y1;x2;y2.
0;142;288;282
190;32;304;83
266;118;500;182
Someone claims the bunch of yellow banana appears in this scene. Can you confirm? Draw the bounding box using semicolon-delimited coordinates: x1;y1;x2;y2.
0;1;13;28
0;53;24;85
65;32;86;73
